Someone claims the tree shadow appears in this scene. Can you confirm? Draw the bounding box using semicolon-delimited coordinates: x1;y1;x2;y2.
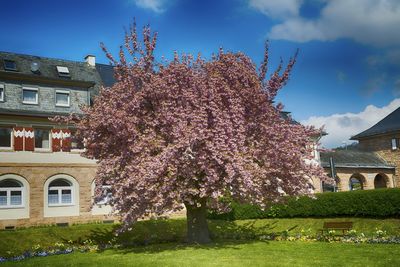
110;239;271;255
63;218;300;254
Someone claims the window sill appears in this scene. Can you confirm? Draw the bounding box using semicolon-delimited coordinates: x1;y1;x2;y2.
70;149;85;154
48;203;74;207
0;206;24;209
34;149;52;153
22;102;39;105
95;203;111;207
55;104;70;107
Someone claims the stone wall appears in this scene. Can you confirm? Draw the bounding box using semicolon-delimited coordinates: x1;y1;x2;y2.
358;134;400;187
0;163;116;229
323;167;395;191
0;81;89;114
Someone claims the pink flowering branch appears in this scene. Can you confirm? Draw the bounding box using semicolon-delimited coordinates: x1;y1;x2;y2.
70;21;330;243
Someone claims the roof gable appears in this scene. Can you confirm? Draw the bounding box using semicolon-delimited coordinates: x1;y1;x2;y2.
351;106;400;140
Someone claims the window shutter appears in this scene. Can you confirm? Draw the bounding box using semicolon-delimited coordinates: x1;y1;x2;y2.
24;127;35;151
62;129;71;152
52;129;62;152
13;127;24;151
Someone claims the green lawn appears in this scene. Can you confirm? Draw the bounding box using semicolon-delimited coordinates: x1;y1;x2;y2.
1;217;399;257
2;241;400;267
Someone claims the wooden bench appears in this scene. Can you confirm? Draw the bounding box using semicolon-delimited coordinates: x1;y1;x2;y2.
320;222;353;235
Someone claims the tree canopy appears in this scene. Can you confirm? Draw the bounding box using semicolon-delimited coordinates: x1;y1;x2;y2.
65;22;328;243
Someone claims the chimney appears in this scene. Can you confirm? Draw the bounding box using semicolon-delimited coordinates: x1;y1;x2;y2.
85;55;96;67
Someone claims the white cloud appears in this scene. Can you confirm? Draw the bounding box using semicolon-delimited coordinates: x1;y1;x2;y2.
250;0;400;46
133;0;166;13
301;99;400;148
249;0;303;19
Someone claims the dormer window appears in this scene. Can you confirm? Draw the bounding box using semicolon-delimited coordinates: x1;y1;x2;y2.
3;60;17;71
56;66;70;78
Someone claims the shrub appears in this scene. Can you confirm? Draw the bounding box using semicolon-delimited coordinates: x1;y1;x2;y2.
208;188;400;220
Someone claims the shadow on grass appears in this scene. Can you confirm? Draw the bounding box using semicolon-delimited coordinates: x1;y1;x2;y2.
110;239;271;255
60;218;296;254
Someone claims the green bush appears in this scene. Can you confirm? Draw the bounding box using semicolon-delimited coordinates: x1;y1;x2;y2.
208;188;400;220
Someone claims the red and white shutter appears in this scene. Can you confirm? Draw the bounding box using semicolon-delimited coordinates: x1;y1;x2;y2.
13;127;24;151
24;127;35;151
51;129;62;152
61;129;71;152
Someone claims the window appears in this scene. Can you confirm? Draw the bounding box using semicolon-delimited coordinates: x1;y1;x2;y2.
56;66;70;78
48;179;73;206
0;127;12;148
392;138;398;150
96;185;112;205
71;132;84;150
0;84;4;101
3;60;17;71
55;90;70;107
0;179;23;208
22;87;38;104
34;129;50;150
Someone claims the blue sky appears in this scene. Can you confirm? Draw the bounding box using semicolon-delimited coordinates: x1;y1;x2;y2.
1;0;400;147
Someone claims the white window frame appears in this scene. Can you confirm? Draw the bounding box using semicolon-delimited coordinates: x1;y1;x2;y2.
48;181;74;207
0;181;24;209
22;87;38;105
55;90;70;107
0;126;13;150
96;185;112;205
0;84;4;102
56;66;70;77
34;128;51;152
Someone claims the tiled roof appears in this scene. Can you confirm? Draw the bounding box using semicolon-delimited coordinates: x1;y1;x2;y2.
351;106;400;139
320;150;394;169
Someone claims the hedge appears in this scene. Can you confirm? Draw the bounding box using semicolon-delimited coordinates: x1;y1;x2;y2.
208;188;400;220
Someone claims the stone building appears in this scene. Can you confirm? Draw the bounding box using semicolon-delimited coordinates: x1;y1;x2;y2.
316;106;400;192
0;52;115;229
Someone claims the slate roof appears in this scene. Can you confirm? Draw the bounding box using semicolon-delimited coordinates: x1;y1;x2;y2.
0;51;102;85
320;150;394;169
351;106;400;140
96;63;116;88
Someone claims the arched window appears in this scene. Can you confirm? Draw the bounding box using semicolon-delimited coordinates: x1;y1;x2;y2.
48;179;73;205
97;185;112;205
44;174;79;218
0;179;24;208
91;180;113;216
374;174;388;189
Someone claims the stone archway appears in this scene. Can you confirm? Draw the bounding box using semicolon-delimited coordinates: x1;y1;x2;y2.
374;174;388;189
349;173;366;191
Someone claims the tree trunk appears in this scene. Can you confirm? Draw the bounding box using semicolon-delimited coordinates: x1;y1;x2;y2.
185;199;211;244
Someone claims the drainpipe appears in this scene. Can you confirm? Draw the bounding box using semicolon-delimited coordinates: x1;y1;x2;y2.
329;157;337;192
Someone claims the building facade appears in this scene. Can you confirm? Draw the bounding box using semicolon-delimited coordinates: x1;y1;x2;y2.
315;107;400;192
0;52;115;229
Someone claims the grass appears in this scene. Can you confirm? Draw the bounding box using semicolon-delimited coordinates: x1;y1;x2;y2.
0;217;399;258
2;241;400;267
